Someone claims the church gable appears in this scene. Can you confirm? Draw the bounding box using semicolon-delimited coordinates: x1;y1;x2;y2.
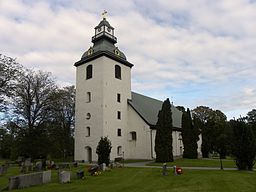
128;92;182;129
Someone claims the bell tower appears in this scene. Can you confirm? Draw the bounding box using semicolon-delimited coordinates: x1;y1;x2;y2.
74;14;133;162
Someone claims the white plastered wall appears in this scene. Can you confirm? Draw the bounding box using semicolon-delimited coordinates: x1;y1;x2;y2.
126;105;152;159
74;56;132;162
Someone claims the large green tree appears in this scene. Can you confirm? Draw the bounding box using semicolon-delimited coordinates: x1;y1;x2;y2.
182;108;199;159
47;86;75;159
231;119;256;170
192;106;213;124
192;106;227;158
0;54;22;111
192;106;214;157
11;69;57;129
246;109;256;136
247;109;256;125
155;98;173;162
96;137;112;166
9;69;57;158
0;56;76;160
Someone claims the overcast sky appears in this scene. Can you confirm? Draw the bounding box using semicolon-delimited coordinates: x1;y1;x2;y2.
1;0;256;119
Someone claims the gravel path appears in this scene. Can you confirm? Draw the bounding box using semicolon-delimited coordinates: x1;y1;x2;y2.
124;161;238;170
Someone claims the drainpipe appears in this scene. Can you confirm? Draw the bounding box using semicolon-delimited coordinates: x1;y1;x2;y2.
150;129;154;159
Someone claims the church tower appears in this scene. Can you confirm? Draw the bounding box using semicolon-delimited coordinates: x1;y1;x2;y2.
74;15;133;162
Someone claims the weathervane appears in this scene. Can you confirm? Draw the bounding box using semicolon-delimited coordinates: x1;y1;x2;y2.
102;10;107;19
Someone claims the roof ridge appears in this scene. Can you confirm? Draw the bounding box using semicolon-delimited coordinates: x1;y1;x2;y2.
131;91;163;103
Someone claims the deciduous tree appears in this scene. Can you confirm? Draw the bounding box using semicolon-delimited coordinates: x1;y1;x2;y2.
192;106;227;158
47;86;75;159
0;54;22;111
9;69;57;158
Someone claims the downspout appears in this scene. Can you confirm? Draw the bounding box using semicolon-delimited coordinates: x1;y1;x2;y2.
150;128;154;159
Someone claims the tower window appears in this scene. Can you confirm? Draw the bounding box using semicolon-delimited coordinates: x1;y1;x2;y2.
117;128;121;136
117;146;122;156
117;93;121;103
117;111;121;119
86;127;90;137
115;65;121;79
86;92;91;103
86;65;92;79
86;113;91;120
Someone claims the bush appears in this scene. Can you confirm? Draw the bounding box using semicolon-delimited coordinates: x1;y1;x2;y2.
96;137;112;166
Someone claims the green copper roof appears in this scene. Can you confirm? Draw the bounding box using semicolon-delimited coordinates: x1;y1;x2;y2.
128;92;182;129
74;18;133;68
81;40;126;60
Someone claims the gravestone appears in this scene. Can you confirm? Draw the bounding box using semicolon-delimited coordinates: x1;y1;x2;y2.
0;165;8;175
24;158;31;166
20;162;26;174
76;170;84;179
9;176;19;190
59;171;71;183
18;172;42;188
43;170;51;183
162;163;168;176
173;166;177;175
17;156;24;166
100;163;106;171
8;171;51;190
35;161;43;171
24;158;32;172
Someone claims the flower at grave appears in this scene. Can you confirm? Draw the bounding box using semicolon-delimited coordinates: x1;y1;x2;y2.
93;171;102;176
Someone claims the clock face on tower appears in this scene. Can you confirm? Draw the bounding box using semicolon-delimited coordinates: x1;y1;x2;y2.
107;27;111;33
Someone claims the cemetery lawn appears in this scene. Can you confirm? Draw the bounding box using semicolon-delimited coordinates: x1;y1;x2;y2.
1;166;256;192
147;158;239;168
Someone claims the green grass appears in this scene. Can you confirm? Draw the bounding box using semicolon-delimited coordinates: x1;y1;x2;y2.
147;158;238;168
1;166;256;192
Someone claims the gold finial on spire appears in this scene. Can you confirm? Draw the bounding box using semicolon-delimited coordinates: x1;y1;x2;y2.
102;10;107;19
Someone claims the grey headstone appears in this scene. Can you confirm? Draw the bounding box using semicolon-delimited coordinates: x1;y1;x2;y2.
0;165;8;175
24;158;31;167
9;176;19;190
162;163;168;176
35;161;43;171
18;172;43;188
42;170;51;184
59;171;70;183
8;171;51;190
102;163;106;171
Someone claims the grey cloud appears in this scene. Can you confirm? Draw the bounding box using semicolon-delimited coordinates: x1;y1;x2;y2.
1;0;256;118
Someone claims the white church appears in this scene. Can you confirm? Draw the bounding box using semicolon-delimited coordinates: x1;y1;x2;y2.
74;16;201;162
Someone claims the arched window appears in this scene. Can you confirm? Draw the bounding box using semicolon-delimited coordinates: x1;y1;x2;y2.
117;128;121;136
117;111;121;119
86;113;91;120
117;146;122;156
115;65;121;79
86;65;92;79
86;92;91;103
117;93;121;103
86;127;90;137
